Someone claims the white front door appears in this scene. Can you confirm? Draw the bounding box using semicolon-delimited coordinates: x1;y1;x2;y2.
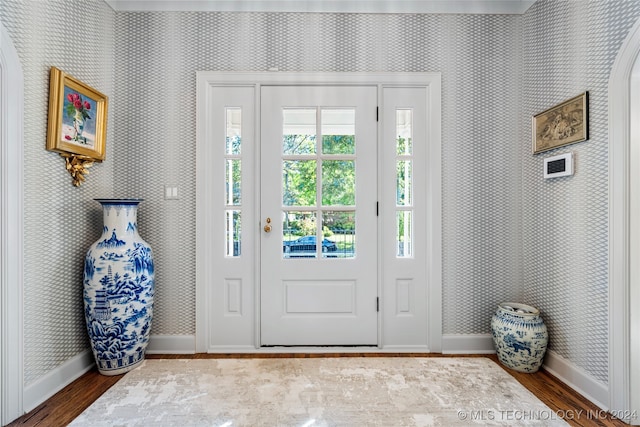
260;86;378;345
197;72;442;354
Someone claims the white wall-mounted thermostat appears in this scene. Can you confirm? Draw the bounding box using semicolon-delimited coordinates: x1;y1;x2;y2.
544;152;574;179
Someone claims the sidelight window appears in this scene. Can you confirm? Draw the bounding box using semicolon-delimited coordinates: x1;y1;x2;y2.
396;109;413;258
225;107;242;257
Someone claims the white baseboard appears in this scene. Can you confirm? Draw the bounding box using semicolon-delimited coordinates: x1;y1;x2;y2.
147;335;196;354
23;349;94;413
441;334;495;354
22;336;195;413
543;350;609;411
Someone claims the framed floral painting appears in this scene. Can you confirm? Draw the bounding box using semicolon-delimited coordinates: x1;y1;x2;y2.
46;67;108;160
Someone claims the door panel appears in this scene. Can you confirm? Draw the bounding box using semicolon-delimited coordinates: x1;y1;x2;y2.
284;280;355;313
260;86;378;346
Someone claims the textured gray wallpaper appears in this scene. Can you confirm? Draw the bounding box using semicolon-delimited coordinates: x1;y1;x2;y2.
113;11;524;337
5;0;637;391
0;0;115;385
522;0;640;384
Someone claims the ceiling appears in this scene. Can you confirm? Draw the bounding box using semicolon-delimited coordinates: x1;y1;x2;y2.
104;0;536;14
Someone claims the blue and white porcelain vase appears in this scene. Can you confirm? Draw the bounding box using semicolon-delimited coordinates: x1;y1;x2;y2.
491;302;548;373
83;199;154;376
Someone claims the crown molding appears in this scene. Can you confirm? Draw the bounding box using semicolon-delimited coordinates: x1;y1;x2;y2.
104;0;536;15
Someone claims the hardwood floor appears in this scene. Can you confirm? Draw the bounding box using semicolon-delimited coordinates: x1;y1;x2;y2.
6;354;629;426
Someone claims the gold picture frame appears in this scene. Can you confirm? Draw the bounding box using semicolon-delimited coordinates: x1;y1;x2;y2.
46;66;108;161
532;92;588;154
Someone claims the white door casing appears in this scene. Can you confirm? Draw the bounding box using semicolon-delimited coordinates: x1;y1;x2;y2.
609;16;640;424
260;85;378;346
629;50;640;425
1;22;25;424
196;72;442;353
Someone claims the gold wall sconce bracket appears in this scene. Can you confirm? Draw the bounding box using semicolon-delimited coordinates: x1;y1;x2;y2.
59;153;94;187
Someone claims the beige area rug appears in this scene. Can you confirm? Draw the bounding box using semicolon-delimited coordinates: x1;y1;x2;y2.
70;357;568;426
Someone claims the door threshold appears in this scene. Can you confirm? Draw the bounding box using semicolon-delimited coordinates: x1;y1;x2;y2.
261;345;378;349
206;346;434;354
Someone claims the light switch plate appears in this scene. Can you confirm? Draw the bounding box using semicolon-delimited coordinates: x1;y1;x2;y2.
164;185;179;199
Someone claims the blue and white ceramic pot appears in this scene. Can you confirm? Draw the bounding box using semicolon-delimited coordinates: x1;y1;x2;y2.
83;199;154;376
491;302;548;373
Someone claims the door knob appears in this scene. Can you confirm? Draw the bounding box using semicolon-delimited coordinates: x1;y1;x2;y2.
263;217;272;233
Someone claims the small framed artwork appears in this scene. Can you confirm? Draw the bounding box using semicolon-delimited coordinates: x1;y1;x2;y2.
532;92;588;154
46;67;108;161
